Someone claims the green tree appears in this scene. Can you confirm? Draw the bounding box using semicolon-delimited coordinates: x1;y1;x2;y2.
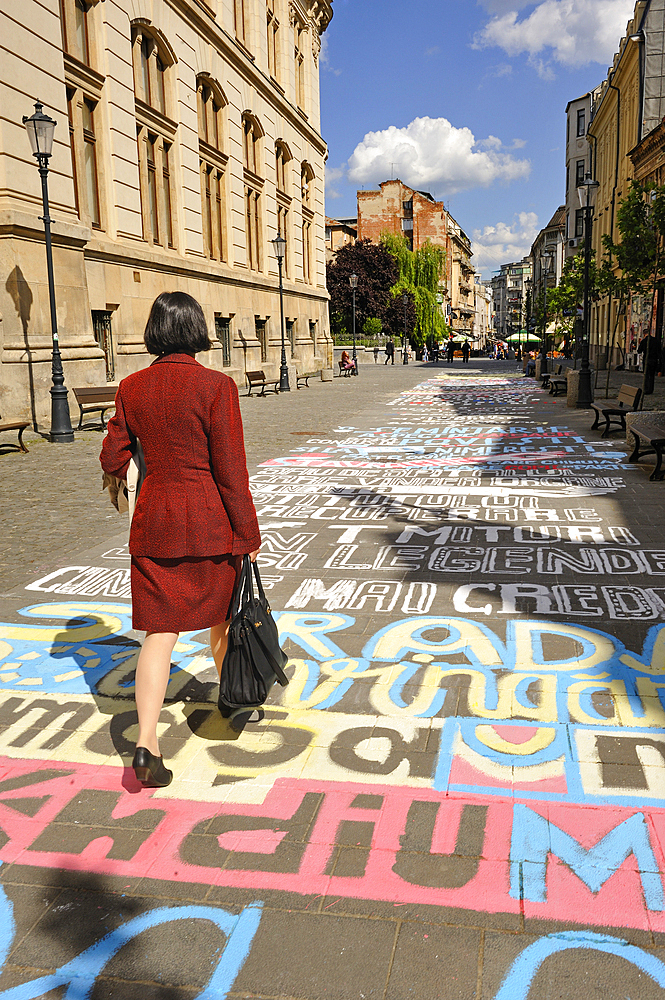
381;233;449;346
548;252;596;356
363;317;382;338
599;179;665;396
326;239;397;343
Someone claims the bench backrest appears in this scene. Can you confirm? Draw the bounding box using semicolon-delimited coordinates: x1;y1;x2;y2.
246;371;267;384
617;384;641;409
73;386;118;403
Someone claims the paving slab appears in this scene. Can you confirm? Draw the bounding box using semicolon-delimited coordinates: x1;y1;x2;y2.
2;359;665;996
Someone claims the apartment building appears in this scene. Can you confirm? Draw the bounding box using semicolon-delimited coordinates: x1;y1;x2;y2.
490;258;532;343
1;0;333;425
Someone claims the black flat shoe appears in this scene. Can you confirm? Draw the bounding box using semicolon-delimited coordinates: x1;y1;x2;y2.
132;747;173;787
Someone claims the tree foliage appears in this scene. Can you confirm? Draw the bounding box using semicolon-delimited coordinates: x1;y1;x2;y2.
547;252;596;347
326;239;397;340
362;317;382;337
598;179;665;394
602;180;665;292
381;233;449;346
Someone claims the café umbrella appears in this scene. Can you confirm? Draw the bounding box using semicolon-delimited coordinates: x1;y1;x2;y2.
505;332;541;343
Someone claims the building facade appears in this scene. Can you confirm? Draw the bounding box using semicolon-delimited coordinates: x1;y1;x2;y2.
530;207;566;331
472;275;492;348
490;257;532;343
324;215;356;261
564;92;598;259
584;0;665;366
1;0;333;426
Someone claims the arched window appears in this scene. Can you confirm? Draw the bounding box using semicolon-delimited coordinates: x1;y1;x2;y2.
132;23;177;248
293;16;306;110
266;2;279;80
301;161;314;207
300;162;314;284
275;140;290;194
242;114;264;272
275;141;292;277
197;76;227;263
242;114;263;176
197;78;224;150
132;24;174;116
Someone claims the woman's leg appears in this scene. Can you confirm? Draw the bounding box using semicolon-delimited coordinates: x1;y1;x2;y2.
135;631;178;756
210;620;232;679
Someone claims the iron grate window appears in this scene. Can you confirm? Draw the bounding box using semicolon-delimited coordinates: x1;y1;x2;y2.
215;315;231;366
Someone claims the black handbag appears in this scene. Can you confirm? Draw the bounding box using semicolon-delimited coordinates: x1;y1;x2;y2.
218;555;289;714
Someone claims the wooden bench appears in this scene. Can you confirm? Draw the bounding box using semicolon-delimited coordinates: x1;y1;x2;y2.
0;416;30;453
628;418;665;481
296;370;319;389
73;386;117;430
541;364;562;390
590;384;642;437
246;370;280;396
338;359;357;377
549;369;568;396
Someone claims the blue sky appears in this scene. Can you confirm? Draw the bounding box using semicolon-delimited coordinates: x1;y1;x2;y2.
320;0;637;278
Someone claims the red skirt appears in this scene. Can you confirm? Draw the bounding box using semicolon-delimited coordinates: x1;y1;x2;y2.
131;554;239;633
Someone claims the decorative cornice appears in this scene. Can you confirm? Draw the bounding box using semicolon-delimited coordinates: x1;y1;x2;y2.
135;99;178;140
63;54;105;100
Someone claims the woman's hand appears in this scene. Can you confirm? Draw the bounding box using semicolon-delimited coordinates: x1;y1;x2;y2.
248;548;261;563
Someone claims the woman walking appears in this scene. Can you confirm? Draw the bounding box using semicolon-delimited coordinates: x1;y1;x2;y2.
100;292;260;788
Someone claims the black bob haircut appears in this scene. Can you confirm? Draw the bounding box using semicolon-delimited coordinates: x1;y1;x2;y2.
144;291;212;356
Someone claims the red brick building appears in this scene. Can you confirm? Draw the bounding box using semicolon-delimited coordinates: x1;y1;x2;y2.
357;179;448;251
356;178;480;340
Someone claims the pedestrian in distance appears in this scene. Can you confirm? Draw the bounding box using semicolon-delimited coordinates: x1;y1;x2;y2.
373;345;379;363
100;291;261;789
422;345;429;363
340;350;356;373
446;339;455;364
462;340;470;364
384;339;395;364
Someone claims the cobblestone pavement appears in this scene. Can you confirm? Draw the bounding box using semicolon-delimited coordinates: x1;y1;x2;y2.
1;359;665;998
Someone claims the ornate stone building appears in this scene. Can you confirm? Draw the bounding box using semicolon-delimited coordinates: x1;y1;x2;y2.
0;0;333;426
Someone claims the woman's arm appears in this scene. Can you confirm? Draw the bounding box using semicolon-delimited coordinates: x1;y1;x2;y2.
99;389;134;481
209;378;261;555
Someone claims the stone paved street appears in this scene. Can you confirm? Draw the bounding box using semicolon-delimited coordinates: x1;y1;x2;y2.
2;360;665;998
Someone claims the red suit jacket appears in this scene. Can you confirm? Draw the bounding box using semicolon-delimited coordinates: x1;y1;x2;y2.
100;354;261;558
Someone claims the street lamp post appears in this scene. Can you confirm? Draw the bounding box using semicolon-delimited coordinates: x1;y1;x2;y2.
539;249;555;377
349;273;358;376
576;173;599;408
402;292;409;365
22;101;74;442
271;233;289;392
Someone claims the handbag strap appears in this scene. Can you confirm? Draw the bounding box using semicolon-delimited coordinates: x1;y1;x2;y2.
251;560;268;604
230;555;251;620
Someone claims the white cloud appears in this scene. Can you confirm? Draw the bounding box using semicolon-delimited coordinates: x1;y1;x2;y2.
474;0;635;74
320;35;341;76
347;116;530;196
325;164;345;200
472;211;539;277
